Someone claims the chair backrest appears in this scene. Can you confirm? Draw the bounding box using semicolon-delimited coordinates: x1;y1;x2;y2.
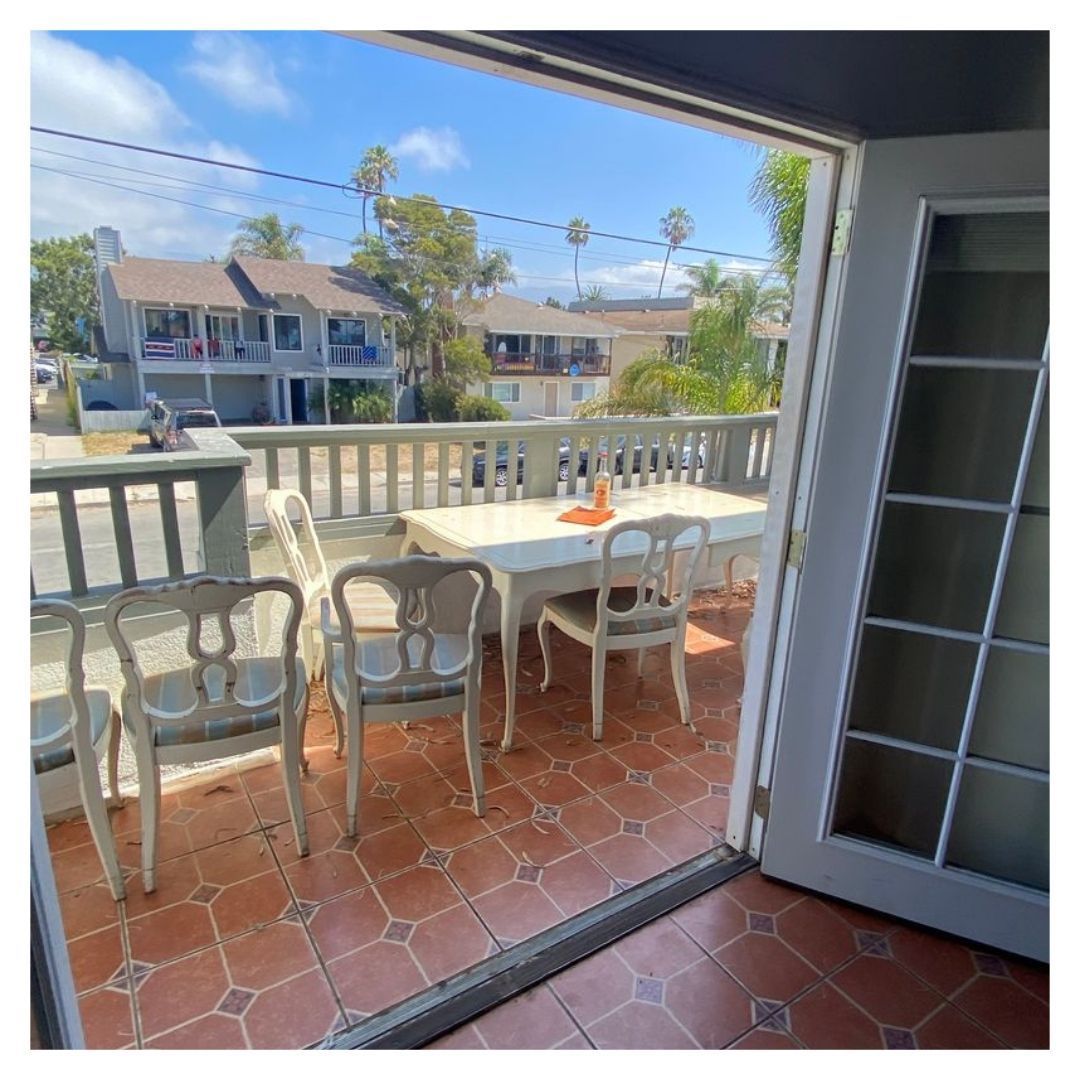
598;513;710;629
264;488;329;612
30;598;95;764
330;556;491;696
104;575;304;732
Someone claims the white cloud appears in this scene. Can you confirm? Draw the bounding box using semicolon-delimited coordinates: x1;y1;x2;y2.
390;126;469;172
31;32;265;260
585;258;692;294
181;32;294;117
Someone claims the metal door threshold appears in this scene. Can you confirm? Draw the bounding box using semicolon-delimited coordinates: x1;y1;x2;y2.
324;845;757;1050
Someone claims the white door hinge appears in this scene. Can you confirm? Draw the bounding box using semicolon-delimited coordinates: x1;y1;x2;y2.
787;529;807;570
831;208;853;256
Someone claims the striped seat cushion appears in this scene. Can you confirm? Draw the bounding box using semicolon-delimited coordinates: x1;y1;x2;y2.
360;679;466;706
328;635;468;709
31;687;112;774
123;658;307;748
545;586;678;638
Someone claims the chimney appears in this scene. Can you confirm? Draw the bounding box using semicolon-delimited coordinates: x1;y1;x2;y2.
93;227;123;353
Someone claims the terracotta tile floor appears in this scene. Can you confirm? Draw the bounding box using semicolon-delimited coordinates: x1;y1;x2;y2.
44;588;1050;1050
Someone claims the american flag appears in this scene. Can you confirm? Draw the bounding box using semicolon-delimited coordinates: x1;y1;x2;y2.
145;340;177;359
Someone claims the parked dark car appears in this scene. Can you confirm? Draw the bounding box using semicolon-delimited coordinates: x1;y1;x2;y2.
577;434;661;477
472;438;572;488
148;398;222;450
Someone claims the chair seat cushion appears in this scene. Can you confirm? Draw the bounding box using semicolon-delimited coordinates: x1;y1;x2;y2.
317;579;401;635
32;687;112;774
125;657;307;748
545;586;678;637
328;634;468;709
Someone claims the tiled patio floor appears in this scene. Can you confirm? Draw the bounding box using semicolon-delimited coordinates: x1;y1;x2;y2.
45;587;1050;1050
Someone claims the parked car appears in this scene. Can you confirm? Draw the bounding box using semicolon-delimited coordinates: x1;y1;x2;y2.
577;434;661;477
667;437;708;471
148;398;222;450
472;438;572;488
34;361;58;383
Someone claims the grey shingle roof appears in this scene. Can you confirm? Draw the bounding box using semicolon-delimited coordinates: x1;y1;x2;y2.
461;293;616;336
232;257;407;315
107;257;264;308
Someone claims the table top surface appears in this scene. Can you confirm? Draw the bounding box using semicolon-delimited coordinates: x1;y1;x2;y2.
400;485;767;574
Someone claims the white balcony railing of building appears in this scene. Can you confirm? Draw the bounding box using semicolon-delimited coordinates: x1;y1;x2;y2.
140;338;271;363
29;413;776;601
327;344;394;367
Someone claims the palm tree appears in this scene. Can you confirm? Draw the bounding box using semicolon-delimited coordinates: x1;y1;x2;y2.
657;206;695;298
474;247;516;298
353;145;399;238
228;213;305;260
749;149;810;284
582;284;608;302
575;272;787;418
566;216;590;300
679;258;728;298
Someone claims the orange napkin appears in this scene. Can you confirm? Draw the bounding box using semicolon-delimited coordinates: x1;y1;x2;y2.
557;505;616;526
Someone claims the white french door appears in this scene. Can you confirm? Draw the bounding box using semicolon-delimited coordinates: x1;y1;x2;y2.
761;131;1049;961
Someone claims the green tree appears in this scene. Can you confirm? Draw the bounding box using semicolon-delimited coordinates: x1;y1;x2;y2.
657;206;695;298
679;258;729;298
30;233;100;351
576;272;787;418
566;216;590;300
228;213;305;260
350;194;494;379
475;247;516;298
352;145;399;238
749;150;810;282
443;336;490;392
582;284;608;302
543;296;564;309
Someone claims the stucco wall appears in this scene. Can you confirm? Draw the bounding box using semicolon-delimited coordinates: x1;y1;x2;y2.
207;373;273;423
468;376;610;419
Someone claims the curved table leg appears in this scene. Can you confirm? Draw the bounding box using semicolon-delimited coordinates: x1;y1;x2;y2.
499;589;524;751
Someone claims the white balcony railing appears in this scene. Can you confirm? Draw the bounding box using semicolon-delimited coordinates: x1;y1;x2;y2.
140;338;271;363
30;414;776;600
327;344;393;367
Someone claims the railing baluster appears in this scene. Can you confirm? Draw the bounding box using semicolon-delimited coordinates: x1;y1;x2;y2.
437;442;450;507
412;443;426;509
385;443;399;514
56;489;87;597
108;485;138;588
703;428;720;484
329;445;343;519
506;437;519;502
619;430;633;490
298;447;312;509
750;426;765;479
584;433;599;494
671;429;685;484
158;482;185;579
265;447;280;492
459;443;473;506
483;440;496;504
357;444;371;516
638;427;651;488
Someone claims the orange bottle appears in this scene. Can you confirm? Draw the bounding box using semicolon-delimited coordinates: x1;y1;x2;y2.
593;451;612;510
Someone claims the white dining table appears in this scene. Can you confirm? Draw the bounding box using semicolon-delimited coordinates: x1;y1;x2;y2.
398;485;767;749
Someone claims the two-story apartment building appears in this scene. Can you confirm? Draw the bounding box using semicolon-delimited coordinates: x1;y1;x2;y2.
460;293;616;419
568;295;789;383
93;226;406;424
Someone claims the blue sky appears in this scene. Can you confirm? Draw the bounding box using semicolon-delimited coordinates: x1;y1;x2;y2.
30;31;777;303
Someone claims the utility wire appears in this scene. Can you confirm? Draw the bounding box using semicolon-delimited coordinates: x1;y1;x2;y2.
35;163;753;291
30;125;776;265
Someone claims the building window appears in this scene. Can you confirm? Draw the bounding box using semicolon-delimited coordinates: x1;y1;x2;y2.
571;381;597;403
145;308;191;339
484;382;521;403
487;333;531;355
273;314;303;352
571;337;599;357
328;317;366;347
205;314;240;341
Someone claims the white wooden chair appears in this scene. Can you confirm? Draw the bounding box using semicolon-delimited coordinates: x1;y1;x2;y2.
263;488;398;752
31;599;125;901
537;513;710;740
104;576;309;893
324;556;492;837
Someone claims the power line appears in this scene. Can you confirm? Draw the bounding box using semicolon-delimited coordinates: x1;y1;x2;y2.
34;163;757;291
30;145;779;279
30;125;776;266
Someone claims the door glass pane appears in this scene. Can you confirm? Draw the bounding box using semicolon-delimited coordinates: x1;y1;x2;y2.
968;648;1049;772
994;512;1049;644
1022;394;1049;511
911;212;1049;359
848;626;977;751
946;766;1049;890
888;367;1036;502
833;739;954;857
868;502;1006;632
